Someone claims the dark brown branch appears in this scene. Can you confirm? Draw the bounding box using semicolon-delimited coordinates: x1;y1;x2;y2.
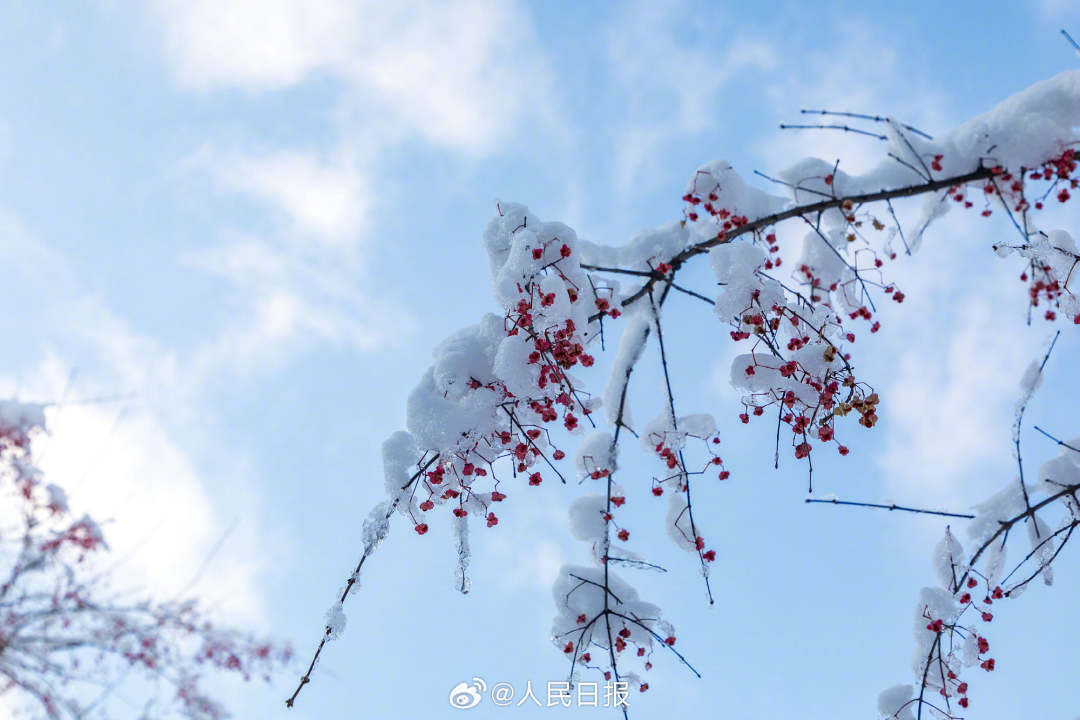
804;497;974;519
618;166;996;311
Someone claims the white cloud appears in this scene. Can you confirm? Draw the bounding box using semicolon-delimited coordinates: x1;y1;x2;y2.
209;150;371;246
1040;0;1079;19
150;0;355;91
0;213;271;623
144;0;567;369
185;235;412;372
757;20;950;177
147;0;561;153
185;145;416;366
0;358;266;624
606;2;776;193
870;205;1051;509
876;296;1030;503
479;492;568;591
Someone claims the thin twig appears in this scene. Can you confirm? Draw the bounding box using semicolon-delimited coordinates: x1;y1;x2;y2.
799;109;933;140
779;123;886;141
804;497;974;519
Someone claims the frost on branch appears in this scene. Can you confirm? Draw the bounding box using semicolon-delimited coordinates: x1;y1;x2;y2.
324;604;347;642
0;401;288;719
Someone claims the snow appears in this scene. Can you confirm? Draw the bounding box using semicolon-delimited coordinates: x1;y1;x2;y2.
710;243;786;323
967;481;1028;549
877;684;914;720
685;160;789;240
931;526;964;592
44;483;69;514
0;400;47;448
665;493;696;553
0;400;46;431
943;70;1080;170
601;309;649;428
550;564;668;662
324;603;346;641
350;68;1080;710
382;430;420;508
574;431;615;482
577;222;689;280
981;540;1007;588
568;495;608;542
406;317;505;456
909;587;957;680
640;411;716;455
360;501;392;557
454;513;471;594
1026;512;1055;587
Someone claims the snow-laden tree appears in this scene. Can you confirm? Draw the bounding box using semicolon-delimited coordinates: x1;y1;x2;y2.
0;402;290;719
289;67;1080;718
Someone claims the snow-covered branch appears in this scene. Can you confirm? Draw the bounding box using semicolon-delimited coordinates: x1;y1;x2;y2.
291;69;1080;716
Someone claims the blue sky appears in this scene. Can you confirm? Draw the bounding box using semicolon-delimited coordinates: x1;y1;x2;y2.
2;1;1079;718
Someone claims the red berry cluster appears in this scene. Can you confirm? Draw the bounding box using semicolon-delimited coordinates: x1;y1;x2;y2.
944;149;1080;323
410;234;611;535
642;427;724;564
917;576;1008;713
681;170;751;239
